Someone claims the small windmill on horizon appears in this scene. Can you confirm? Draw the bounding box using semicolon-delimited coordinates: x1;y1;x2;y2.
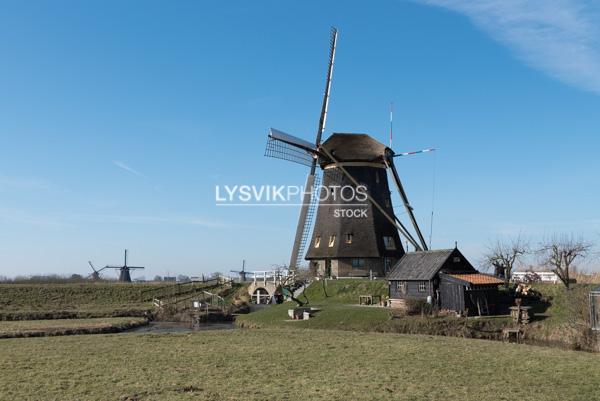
88;249;145;282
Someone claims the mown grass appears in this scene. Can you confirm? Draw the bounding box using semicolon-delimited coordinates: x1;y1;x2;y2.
236;303;509;341
0;283;156;319
239;280;600;347
0;317;147;338
238;303;391;330
300;278;388;305
1;329;599;400
0;282;240;320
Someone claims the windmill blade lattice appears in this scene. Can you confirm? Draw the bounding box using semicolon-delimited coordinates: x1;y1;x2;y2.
265;134;316;167
292;170;322;269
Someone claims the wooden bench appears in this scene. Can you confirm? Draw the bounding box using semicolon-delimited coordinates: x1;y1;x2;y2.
359;295;382;305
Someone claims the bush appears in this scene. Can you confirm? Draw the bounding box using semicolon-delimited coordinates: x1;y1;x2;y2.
404;299;427;315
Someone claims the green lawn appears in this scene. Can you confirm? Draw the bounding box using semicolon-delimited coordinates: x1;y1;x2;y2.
0;317;147;338
238;279;509;340
0;283;156;319
1;329;599;401
237;302;509;341
238;280;600;348
0;282;240;320
299;278;388;305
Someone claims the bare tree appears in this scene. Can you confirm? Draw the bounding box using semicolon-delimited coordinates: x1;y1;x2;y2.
483;235;529;283
537;234;592;289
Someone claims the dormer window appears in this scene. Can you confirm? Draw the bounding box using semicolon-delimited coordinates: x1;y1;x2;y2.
383;236;396;250
314;237;321;248
328;235;336;247
345;234;353;244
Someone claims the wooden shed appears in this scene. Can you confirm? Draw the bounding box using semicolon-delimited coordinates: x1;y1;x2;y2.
439;273;504;316
387;248;503;316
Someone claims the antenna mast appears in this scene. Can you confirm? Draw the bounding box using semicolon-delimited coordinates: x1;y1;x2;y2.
389;101;393;148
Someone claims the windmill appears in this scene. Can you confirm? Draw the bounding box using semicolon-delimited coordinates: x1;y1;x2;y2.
104;249;145;282
264;28;429;278
230;260;249;282
87;261;108;281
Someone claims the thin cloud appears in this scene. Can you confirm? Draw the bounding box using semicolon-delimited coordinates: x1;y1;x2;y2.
76;213;230;228
113;160;145;177
416;0;600;94
0;175;58;192
0;207;71;228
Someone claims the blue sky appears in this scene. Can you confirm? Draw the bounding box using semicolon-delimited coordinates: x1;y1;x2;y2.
1;0;599;278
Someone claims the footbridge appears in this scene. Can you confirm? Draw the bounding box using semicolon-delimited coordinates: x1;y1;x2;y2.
246;270;293;304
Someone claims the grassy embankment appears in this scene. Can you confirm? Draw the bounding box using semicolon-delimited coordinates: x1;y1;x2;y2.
237;279;600;349
0;281;243;320
0;317;147;338
0;281;244;337
523;283;597;348
1;329;599;400
237;280;509;340
0;283;157;320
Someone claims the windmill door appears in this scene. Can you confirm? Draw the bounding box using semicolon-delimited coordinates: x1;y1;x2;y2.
325;260;332;278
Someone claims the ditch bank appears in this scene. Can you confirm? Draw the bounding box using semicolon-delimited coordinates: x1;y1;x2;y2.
0;317;149;339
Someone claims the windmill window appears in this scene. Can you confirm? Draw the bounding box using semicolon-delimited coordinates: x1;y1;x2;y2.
418;282;427;292
328;235;336;247
396;281;407;294
383;236;396;250
314;236;321;248
351;258;365;269
345;234;353;244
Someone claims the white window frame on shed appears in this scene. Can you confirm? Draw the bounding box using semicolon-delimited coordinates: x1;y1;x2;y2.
418;282;427;292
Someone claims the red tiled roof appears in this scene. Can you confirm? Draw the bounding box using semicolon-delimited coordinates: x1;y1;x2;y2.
447;273;504;285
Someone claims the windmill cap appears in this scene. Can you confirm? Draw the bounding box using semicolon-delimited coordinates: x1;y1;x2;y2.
319;133;389;167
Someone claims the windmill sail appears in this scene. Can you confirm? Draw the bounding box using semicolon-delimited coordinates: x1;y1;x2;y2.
289;171;322;270
288;27;337;270
265;128;317;167
388;156;428;250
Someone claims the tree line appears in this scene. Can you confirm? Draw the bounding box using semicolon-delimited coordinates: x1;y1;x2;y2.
483;233;596;288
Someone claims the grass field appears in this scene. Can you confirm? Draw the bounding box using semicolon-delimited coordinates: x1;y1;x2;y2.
1;329;599;401
0;283;155;319
238;279;509;340
299;279;388;305
236;303;510;341
0;282;240;320
237;280;600;349
0;317;147;338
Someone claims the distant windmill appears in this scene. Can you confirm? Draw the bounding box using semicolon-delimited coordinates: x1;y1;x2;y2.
230;260;248;282
264;27;429;278
104;249;145;282
87;261;108;281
